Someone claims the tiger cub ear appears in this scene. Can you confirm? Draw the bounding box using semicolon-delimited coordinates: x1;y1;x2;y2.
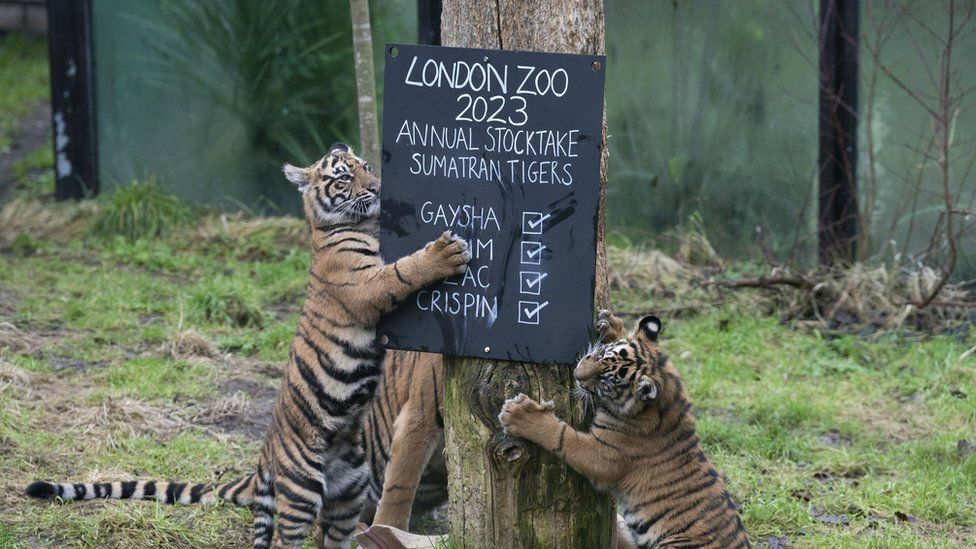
283;163;309;190
637;378;658;400
638;315;663;342
329;142;351;156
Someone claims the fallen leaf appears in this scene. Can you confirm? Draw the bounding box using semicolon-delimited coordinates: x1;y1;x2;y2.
766;535;789;548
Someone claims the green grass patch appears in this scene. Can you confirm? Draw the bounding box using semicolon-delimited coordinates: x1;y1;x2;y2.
0;204;973;547
217;319;295;361
97;357;215;401
89;178;197;240
0;33;48;152
187;277;265;329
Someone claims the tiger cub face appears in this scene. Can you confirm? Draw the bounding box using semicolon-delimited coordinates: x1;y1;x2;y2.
283;142;380;227
574;312;669;417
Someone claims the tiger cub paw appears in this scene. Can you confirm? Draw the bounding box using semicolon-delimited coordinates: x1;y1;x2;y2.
597;308;627;343
426;231;470;276
498;393;555;439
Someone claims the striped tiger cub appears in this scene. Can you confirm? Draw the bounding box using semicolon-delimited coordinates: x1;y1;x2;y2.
359;351;447;529
499;310;750;549
25;143;471;549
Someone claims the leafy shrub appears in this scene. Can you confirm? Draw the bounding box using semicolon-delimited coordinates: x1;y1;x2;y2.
88;177;195;240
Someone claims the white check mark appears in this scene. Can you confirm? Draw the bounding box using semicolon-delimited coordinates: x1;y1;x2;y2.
525;245;544;259
524;272;548;288
522;301;549;320
526;213;551;230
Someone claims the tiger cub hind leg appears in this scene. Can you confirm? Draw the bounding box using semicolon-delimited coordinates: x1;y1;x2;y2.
370;355;445;530
314;455;369;549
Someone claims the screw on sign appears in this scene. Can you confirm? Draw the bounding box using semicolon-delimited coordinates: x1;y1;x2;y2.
378;44;606;365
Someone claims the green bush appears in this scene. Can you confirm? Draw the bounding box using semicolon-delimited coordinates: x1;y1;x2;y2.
88;178;195;240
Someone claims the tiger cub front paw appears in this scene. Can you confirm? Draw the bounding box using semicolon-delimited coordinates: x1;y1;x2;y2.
498;393;555;439
424;231;470;277
597;308;626;343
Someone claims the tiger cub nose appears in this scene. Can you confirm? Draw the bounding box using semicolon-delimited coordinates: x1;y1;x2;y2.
367;179;381;194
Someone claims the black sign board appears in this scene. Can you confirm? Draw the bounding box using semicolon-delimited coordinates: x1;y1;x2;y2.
378;44;606;365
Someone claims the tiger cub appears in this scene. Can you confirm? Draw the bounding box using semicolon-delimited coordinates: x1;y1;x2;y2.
359;351;447;529
498;310;750;549
25;143;470;549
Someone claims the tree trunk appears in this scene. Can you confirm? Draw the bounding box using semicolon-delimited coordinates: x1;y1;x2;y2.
349;0;380;164
441;2;614;547
818;0;859;266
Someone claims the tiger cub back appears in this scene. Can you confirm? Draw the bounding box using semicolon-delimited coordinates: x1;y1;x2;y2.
499;310;749;549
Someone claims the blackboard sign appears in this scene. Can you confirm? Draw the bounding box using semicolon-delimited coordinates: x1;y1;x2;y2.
378;44;606;365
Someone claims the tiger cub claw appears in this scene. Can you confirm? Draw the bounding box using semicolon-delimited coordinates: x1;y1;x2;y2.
428;231;471;276
498;393;555;438
597;308;626;343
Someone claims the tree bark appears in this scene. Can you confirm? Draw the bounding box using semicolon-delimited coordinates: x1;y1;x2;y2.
441;1;614;547
349;0;380;164
818;0;859;266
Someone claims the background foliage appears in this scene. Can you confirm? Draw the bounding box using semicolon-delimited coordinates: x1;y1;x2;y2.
88;0;975;273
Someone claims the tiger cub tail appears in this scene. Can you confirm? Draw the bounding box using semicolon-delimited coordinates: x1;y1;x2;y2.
25;473;257;507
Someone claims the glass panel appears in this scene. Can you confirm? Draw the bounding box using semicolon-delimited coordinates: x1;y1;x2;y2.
92;0;414;213
605;0;818;259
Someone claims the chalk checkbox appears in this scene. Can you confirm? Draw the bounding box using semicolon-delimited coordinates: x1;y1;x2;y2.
517;300;550;325
519;271;548;295
522;212;550;235
520;241;545;265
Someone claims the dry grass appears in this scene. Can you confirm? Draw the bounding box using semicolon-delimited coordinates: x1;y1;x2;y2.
190;213;308;251
161;329;216;359
675;214;723;268
58;397;186;440
0;357;36;394
0;321;38;354
606;228;973;332
609;246;690;290
185;392;251;426
781;263;973;331
0;198;97;245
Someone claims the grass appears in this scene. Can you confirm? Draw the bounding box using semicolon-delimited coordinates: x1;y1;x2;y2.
0;201;971;547
0;96;973;547
0;34;48;153
88;178;196;240
11;141;54;200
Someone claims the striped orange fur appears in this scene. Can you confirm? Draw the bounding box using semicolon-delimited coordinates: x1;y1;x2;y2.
359;350;447;529
25;143;470;549
499;310;750;549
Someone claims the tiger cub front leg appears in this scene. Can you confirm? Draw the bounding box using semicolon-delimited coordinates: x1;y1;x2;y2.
396;230;469;287
357;231;469;314
499;394;622;485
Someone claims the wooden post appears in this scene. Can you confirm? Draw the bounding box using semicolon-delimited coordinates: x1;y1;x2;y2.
818;0;859;265
349;0;380;165
440;1;614;547
47;0;98;199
